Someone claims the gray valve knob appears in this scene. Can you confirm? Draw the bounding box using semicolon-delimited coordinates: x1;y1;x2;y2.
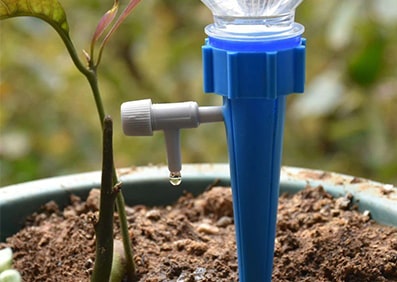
121;99;205;136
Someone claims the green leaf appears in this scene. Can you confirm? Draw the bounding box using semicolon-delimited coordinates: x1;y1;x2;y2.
0;0;69;35
0;0;88;82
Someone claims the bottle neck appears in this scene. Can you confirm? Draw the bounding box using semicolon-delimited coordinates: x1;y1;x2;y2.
205;23;304;52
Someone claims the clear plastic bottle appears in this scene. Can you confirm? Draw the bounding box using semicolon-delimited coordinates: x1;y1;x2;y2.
201;0;304;41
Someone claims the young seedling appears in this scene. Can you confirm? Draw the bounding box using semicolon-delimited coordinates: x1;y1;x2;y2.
0;248;21;282
1;0;142;281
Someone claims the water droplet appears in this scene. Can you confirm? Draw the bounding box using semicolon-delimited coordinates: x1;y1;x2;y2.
169;171;182;186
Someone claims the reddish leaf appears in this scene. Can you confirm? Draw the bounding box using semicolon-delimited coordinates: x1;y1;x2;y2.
91;0;119;46
95;0;142;66
109;0;142;35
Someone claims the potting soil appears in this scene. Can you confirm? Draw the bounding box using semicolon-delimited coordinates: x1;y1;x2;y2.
1;186;396;281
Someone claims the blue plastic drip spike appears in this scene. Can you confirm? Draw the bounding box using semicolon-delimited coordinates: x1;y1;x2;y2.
203;37;306;281
203;38;306;99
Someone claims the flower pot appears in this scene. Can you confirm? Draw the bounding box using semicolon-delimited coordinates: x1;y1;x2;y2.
1;163;396;242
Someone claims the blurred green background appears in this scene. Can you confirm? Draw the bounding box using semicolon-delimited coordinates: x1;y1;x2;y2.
1;0;396;186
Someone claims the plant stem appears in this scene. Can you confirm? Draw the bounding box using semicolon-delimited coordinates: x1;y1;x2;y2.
114;178;137;282
91;116;118;282
85;68;137;282
60;33;137;282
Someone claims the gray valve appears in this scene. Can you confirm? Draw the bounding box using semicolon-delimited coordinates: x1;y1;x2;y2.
121;99;223;185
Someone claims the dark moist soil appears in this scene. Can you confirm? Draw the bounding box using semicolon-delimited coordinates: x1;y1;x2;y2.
1;186;397;281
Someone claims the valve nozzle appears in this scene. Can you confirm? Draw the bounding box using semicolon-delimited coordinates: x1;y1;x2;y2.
121;99;223;182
